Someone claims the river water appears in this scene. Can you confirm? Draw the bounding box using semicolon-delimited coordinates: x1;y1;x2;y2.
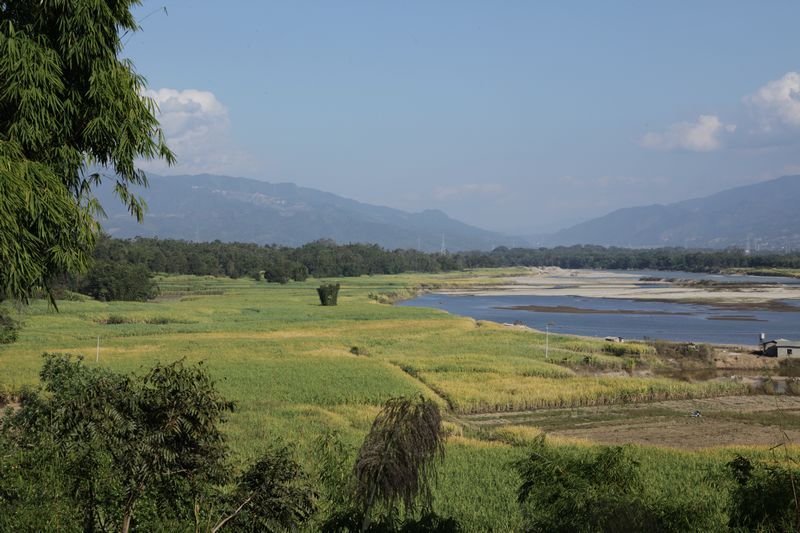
397;271;800;345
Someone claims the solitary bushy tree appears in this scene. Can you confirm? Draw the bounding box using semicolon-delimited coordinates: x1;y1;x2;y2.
318;283;341;306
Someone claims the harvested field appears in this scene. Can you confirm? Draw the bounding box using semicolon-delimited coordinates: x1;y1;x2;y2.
460;395;800;449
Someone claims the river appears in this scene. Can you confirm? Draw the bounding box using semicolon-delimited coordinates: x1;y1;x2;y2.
397;270;800;345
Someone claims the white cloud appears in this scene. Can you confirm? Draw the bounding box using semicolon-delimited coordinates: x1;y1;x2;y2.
432;183;505;199
745;72;800;129
640;115;735;152
140;88;260;175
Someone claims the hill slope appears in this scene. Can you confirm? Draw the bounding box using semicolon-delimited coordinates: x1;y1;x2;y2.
547;175;800;249
95;174;515;251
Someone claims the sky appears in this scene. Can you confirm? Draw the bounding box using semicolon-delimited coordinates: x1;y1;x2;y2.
127;1;800;234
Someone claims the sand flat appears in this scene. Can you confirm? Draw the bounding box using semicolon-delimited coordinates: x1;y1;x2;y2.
442;267;800;307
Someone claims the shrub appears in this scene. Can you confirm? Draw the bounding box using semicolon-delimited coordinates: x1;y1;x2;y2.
514;436;720;532
602;342;653;357
650;340;714;361
74;261;158;301
0;308;20;344
318;284;340;306
779;358;800;377
107;314;132;325
727;455;800;531
515;437;645;532
226;446;317;531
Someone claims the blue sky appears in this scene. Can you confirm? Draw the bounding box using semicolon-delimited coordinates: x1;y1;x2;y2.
128;1;800;233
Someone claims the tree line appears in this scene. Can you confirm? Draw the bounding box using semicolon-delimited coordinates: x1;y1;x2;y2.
53;236;800;302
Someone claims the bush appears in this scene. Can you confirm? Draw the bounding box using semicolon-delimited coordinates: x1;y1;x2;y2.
105;314;133;325
73;261;158;301
227;446;317;531
602;342;653;357
318;284;340;306
762;377;777;395
727;455;800;531
650;340;714;361
321;510;461;532
514;436;720;532
0;308;20;344
515;438;646;532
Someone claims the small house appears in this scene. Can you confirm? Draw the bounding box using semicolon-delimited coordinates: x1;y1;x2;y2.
761;339;800;357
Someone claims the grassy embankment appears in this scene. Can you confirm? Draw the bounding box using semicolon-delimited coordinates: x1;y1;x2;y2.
726;267;800;279
0;269;778;530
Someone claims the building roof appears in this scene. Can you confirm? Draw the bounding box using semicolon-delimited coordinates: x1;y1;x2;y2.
763;339;800;347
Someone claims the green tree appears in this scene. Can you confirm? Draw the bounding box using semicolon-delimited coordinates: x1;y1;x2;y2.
0;1;174;303
2;354;318;532
77;260;158;301
218;446;317;532
8;355;233;532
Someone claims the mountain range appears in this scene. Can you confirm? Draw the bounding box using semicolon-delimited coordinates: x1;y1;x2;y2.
547;175;800;250
95;173;800;251
95;174;517;251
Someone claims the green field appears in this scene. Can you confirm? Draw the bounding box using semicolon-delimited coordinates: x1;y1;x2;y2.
0;270;783;530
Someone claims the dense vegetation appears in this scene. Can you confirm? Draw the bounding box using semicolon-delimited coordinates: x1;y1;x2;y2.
3;354;799;531
72;235;800;293
0;355;452;531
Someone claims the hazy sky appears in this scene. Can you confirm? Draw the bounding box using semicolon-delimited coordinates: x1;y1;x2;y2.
128;1;800;234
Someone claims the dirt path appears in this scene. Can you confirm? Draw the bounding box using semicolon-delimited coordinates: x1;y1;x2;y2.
458;395;800;449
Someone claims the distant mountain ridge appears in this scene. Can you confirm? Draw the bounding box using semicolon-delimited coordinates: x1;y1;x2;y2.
547;175;800;249
95;174;518;251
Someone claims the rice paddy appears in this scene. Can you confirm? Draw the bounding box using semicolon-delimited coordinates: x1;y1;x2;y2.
0;270;792;530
